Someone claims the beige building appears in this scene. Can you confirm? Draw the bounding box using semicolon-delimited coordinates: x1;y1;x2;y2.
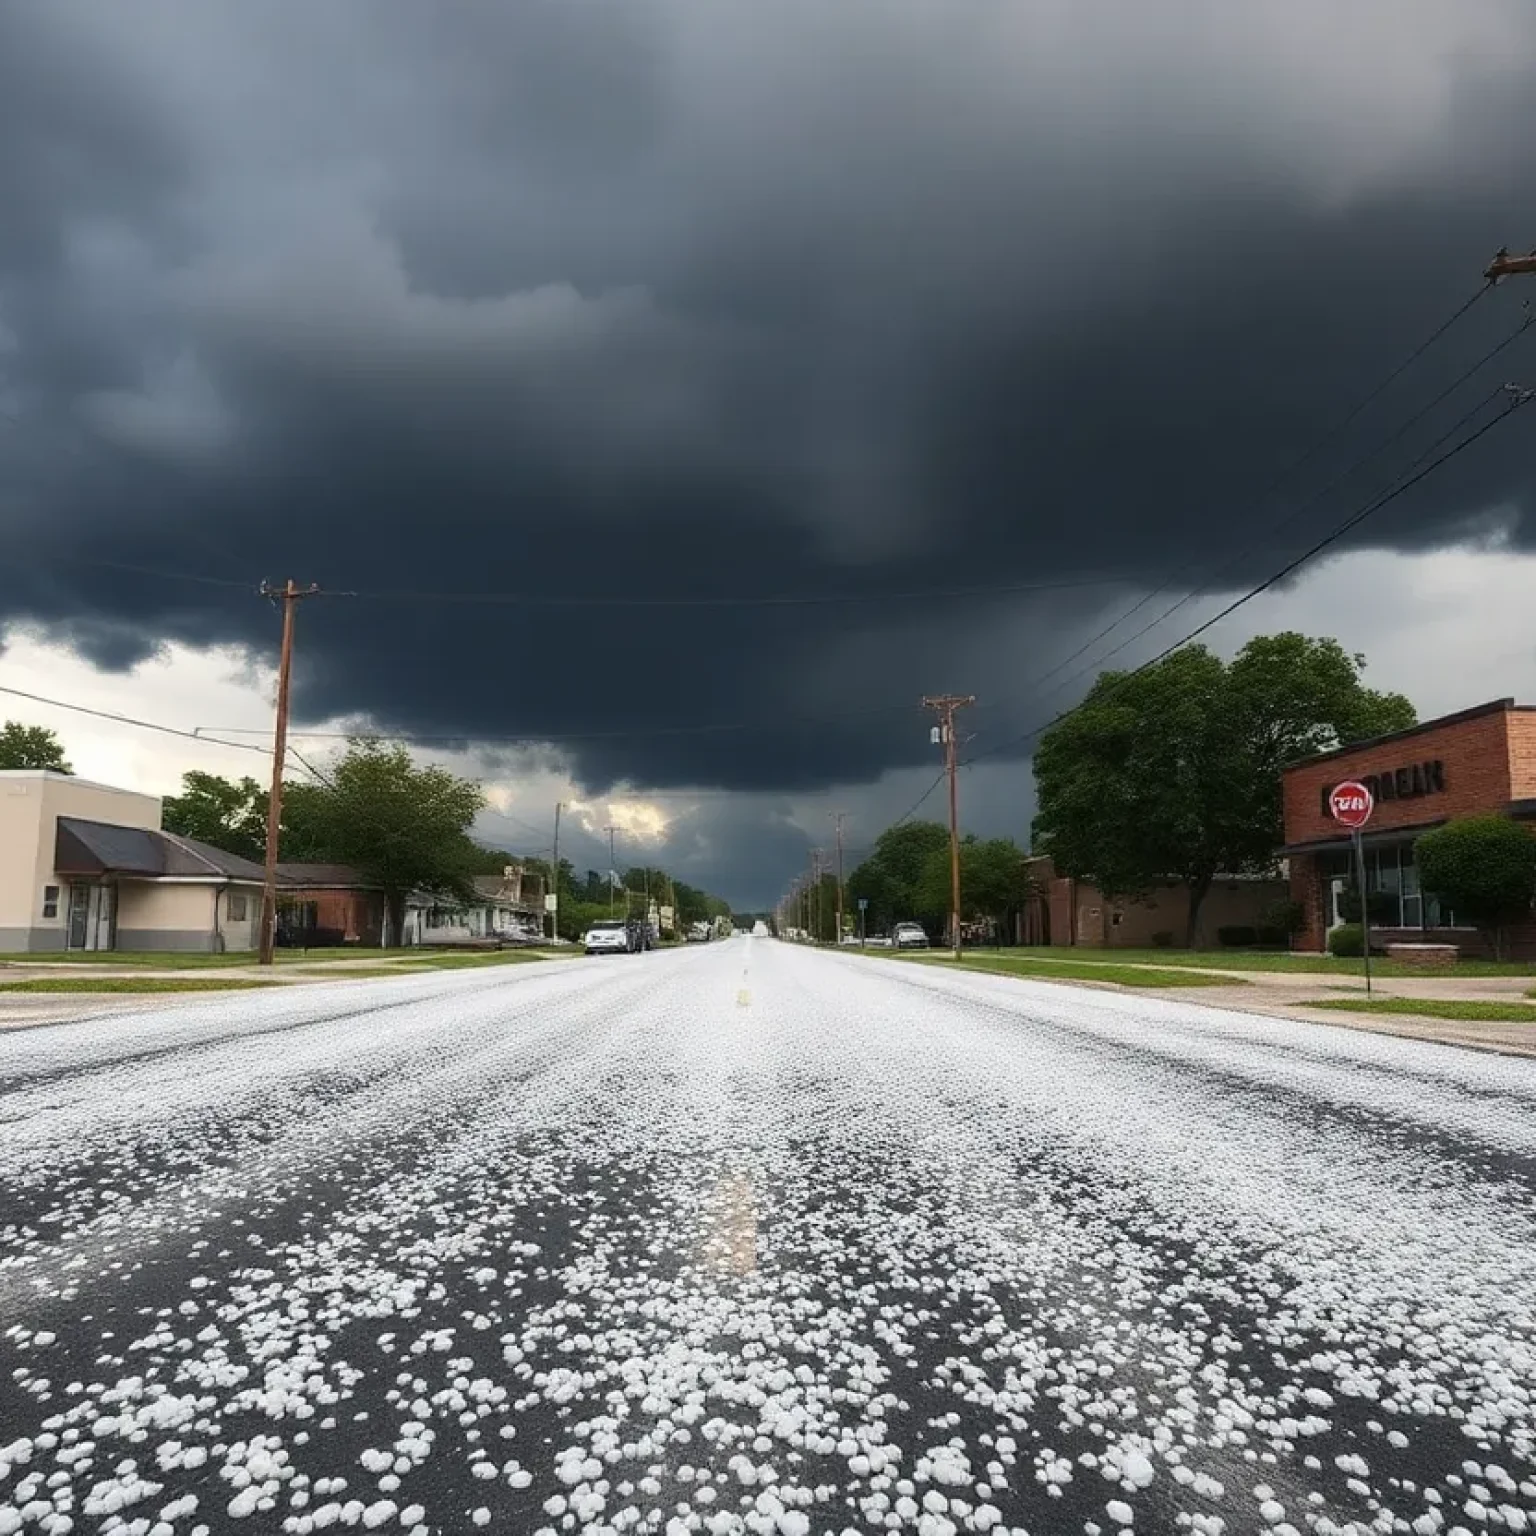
0;770;266;954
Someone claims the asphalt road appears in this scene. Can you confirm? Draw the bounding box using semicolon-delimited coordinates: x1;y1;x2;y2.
2;938;1534;1536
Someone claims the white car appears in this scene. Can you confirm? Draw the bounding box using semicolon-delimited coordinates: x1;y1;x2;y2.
893;923;929;950
584;920;632;956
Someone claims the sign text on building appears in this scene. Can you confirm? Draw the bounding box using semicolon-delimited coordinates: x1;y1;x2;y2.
1319;758;1444;818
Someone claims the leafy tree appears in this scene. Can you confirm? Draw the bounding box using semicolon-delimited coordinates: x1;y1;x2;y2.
163;772;269;862
916;836;1031;928
281;740;486;945
0;721;72;773
847;821;950;932
1415;816;1536;960
1033;634;1414;946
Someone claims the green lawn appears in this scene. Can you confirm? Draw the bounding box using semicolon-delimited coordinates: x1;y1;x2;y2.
1308;996;1536;1024
988;946;1536;979
902;953;1240;989
0;976;281;994
6;948;384;968
389;949;569;970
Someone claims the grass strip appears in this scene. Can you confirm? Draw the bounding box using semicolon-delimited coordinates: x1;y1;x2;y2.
992;947;1536;978
905;954;1240;989
1308;997;1536;1023
0;977;281;994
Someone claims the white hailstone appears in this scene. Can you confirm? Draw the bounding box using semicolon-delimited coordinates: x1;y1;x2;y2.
1259;1500;1285;1524
471;1512;490;1528
1106;1500;1134;1526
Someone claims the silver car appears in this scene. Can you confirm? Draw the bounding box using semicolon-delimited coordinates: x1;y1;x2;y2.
893;923;929;950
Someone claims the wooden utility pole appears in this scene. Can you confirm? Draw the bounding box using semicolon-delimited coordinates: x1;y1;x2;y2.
258;580;321;966
549;801;563;943
1486;246;1536;282
810;849;826;945
832;812;846;944
923;694;976;960
605;824;619;916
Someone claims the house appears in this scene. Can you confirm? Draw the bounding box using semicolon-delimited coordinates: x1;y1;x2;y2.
1019;854;1288;948
403;867;546;946
0;770;264;953
277;863;547;948
274;864;391;948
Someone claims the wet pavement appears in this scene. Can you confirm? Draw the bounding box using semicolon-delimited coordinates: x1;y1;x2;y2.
2;937;1534;1536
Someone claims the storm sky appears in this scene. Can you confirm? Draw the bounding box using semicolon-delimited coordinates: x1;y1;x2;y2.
4;1;1536;904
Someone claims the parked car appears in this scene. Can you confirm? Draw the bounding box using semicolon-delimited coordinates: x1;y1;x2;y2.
584;920;633;955
893;923;929;950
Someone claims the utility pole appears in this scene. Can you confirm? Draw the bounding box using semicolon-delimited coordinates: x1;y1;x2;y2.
1486;246;1536;282
831;811;846;945
810;849;827;945
605;824;619;916
923;694;976;961
548;801;563;944
257;580;322;966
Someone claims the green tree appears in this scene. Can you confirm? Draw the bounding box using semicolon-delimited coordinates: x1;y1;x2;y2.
847;821;950;932
1033;634;1414;946
916;836;1032;929
163;772;269;862
0;721;72;773
282;740;486;945
1415;816;1536;960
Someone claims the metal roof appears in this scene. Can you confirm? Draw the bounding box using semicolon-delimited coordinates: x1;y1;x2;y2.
54;818;265;881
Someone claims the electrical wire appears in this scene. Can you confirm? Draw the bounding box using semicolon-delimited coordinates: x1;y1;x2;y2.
0;682;272;757
962;382;1533;770
1003;282;1498;706
1020;310;1536;706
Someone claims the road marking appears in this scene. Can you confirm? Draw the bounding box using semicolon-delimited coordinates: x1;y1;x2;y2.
704;1170;759;1276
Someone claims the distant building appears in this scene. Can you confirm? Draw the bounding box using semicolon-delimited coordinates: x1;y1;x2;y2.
1018;855;1287;949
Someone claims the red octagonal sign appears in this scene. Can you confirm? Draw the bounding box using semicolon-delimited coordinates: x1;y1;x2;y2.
1328;780;1374;829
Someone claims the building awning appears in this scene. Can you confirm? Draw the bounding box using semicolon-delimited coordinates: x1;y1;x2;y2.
55;818;268;882
1280;817;1449;857
1284;798;1536;857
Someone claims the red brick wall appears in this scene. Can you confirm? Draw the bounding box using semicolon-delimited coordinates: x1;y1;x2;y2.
1509;709;1536;800
1283;706;1516;847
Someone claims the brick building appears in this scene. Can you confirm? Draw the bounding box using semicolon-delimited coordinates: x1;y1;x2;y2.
1282;698;1536;957
1019;855;1286;948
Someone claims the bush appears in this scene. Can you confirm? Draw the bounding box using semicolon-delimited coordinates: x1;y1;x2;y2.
1217;925;1257;948
1263;898;1305;938
1416;816;1536;960
1328;922;1364;957
1255;925;1289;949
1150;930;1175;948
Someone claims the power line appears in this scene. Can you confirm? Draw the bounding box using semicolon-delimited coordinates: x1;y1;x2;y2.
1028;308;1535;701
0;682;271;757
327;572;1141;609
1004;280;1497;709
962;382;1533;769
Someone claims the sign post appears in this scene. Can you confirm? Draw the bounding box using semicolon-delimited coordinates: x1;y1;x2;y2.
857;897;868;949
1328;780;1376;996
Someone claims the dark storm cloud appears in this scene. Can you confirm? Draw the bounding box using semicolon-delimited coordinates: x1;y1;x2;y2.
4;0;1536;814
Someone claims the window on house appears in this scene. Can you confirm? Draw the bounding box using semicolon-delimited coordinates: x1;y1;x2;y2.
228;892;249;922
42;884;60;919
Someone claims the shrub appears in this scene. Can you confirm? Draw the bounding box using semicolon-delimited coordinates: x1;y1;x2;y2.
1254;925;1289;949
1263;898;1305;937
1416;816;1536;961
1328;922;1364;957
1150;930;1175;948
1217;925;1257;948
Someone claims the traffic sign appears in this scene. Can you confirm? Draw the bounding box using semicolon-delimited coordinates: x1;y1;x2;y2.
1328;781;1374;829
857;898;868;911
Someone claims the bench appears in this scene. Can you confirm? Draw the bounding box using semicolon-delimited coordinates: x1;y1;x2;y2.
1384;942;1459;969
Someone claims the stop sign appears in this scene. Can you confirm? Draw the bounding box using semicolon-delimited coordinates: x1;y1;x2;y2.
1328;780;1374;829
